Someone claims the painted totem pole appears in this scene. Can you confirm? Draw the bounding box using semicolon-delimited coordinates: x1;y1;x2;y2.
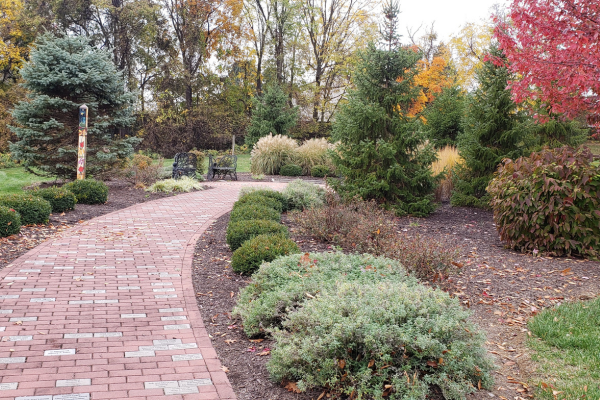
77;105;88;180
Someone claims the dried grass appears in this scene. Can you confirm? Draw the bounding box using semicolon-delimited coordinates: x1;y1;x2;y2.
431;145;463;202
250;134;298;175
292;138;335;175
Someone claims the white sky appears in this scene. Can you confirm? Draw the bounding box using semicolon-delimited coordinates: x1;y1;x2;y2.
396;0;509;44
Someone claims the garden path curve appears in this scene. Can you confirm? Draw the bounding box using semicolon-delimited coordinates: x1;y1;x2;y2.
0;181;289;400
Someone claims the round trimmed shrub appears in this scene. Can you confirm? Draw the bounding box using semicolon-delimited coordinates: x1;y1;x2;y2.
226;219;289;251
231;234;299;275
234;193;283;213
229;204;281;224
0;205;21;237
282;179;326;210
239;188;289;211
279;164;303;176
488;146;600;258
32;187;76;213
310;165;333;177
0;194;51;225
63;179;108;204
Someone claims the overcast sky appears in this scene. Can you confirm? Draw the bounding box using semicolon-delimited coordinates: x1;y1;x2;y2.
396;0;509;44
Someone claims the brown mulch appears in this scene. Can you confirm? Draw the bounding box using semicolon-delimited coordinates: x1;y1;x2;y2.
192;205;600;400
0;179;201;272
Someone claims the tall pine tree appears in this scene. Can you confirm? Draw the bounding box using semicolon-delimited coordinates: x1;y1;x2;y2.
10;34;139;179
331;41;438;217
451;45;531;208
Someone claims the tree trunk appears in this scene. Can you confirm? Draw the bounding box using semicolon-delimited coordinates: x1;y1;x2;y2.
313;62;322;121
185;84;193;110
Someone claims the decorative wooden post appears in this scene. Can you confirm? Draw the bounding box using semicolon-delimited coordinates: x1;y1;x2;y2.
232;134;235;155
77;105;88;180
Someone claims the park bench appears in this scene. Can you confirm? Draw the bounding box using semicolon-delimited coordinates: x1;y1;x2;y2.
172;152;197;179
207;154;237;181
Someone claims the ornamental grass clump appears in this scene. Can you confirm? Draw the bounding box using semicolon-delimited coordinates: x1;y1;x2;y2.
293;138;334;175
0;205;21;237
32;187;76;213
282;179;325;210
488;146;600;258
226;219;289;251
63;179;109;204
146;177;203;193
0;193;52;225
431;145;462;202
250;134;298;175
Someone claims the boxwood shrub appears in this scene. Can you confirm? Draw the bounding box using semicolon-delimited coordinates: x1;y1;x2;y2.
488;146;600;258
239;188;289;211
310;164;333;177
279;164;303;176
229;204;281;224
226;219;289;251
231;234;299;275
63;179;108;204
0;193;51;225
0;205;21;237
33;187;76;213
234;193;283;213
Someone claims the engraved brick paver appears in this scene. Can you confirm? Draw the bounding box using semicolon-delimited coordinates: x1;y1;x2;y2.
0;181;288;399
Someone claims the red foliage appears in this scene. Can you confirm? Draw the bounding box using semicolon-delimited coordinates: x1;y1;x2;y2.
495;0;600;126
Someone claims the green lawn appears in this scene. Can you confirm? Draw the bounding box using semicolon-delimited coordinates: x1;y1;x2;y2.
0;167;51;194
527;297;600;399
162;154;251;174
583;140;600;155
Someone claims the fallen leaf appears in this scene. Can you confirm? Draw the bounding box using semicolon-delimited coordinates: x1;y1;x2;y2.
257;350;271;356
224;339;236;345
221;366;229;373
368;359;375;368
230;291;234;298
339;359;346;369
285;381;302;394
249;339;264;343
317;391;326;400
427;360;438;368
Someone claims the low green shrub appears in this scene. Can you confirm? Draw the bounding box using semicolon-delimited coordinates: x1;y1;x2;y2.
120;153;164;186
231;234;299;275
189;149;206;175
234;252;417;337
310;164;333;177
0;205;21;237
63;179;109;205
268;281;494;399
146;177;204;193
226;219;289;251
0;153;18;169
229;204;281;224
0;193;51;225
282;179;325;210
32;187;76;213
239;188;288;211
488;146;600;258
279;164;303;176
234;193;283;213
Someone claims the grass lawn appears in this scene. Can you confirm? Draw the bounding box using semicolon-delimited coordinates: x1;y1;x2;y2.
583;140;600;155
527;297;600;399
0;167;51;194
162;154;251;174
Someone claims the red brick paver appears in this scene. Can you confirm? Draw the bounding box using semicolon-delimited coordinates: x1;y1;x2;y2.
0;182;288;400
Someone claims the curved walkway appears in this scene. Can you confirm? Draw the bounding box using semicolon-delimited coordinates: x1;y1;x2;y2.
0;181;288;400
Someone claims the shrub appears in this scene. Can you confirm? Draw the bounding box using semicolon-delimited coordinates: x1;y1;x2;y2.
188;149;206;175
250;134;298;175
226;219;289;251
239;187;289;212
231;234;299;275
282;179;325;210
0;193;51;225
488;146;600;258
293;138;334;175
121;153;164;186
32;187;76;213
229;204;281;224
0;205;21;237
146;176;204;193
0;153;18;169
267;281;494;399
63;179;109;205
292;194;459;281
235;193;283;213
279;164;303;176
431;145;463;202
310;165;333;177
234;252;418;336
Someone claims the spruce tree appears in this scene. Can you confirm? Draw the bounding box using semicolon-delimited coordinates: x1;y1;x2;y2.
10;34;138;179
422;85;465;148
331;43;438;217
245;84;298;148
451;45;530;208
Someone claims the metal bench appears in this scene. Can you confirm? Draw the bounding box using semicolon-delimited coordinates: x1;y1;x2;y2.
172;152;197;179
207;154;237;181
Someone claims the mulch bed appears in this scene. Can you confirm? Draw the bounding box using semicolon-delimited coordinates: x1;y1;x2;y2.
192;205;600;400
0;179;200;272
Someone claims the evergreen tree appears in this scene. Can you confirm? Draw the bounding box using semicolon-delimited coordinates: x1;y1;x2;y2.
331;43;438;217
9;34;138;179
244;84;298;148
422;85;465;148
451;44;530;208
380;0;401;51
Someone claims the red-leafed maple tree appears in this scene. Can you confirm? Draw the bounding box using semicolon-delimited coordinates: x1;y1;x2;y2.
495;0;600;128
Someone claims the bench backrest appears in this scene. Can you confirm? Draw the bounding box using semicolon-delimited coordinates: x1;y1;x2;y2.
173;152;197;169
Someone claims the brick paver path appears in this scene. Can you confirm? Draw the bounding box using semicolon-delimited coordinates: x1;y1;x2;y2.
0;181;288;400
